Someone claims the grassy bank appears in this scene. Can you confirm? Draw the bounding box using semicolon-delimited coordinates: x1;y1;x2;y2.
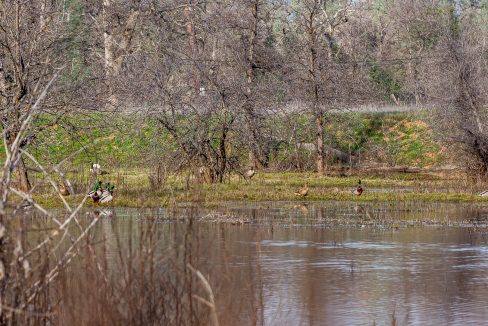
6;111;480;209
29;171;488;209
6;110;445;170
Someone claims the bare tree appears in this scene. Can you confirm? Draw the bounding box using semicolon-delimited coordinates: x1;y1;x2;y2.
0;1;105;322
283;0;350;174
101;0;143;109
0;1;59;191
420;2;488;175
238;0;280;169
129;1;242;183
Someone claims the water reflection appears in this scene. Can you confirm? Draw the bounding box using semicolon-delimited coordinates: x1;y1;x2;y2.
70;202;488;325
252;230;488;325
21;202;484;324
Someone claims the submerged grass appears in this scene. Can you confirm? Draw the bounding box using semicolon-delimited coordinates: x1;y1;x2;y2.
28;171;488;208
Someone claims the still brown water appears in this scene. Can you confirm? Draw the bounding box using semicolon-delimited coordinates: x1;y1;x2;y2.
71;201;488;326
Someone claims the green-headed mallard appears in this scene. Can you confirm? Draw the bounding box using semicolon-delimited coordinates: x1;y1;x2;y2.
88;181;114;204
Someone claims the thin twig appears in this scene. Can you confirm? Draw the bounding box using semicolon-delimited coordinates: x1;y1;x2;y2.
187;263;219;326
20;149;72;213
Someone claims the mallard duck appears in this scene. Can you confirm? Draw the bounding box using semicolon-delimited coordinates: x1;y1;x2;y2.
90;163;109;176
88;189;102;202
98;189;113;203
353;180;363;196
88;181;115;204
88;180;102;201
244;168;256;180
90;163;101;175
295;184;309;197
59;183;70;196
88;189;113;204
101;182;115;203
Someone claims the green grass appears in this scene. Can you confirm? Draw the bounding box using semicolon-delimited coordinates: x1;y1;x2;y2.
2;111;470;209
1;111;445;170
25;171;488;209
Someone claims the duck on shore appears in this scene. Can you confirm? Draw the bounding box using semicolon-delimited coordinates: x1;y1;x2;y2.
59;183;70;196
90;163;109;176
90;163;101;175
88;181;115;204
353;180;363;196
295;184;309;197
244;168;256;180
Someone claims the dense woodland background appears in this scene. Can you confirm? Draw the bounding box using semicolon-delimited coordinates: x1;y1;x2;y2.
1;0;487;190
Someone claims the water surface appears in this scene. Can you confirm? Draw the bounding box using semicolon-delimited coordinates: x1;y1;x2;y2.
66;202;488;325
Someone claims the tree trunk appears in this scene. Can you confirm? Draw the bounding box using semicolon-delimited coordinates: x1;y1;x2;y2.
4;129;32;192
102;0;139;110
243;0;269;169
306;7;325;175
103;0;119;109
17;157;31;192
316;113;325;175
447;10;488;175
184;1;201;92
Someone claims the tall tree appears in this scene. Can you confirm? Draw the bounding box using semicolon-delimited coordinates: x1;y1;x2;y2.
102;0;142;109
430;2;488;174
285;0;350;174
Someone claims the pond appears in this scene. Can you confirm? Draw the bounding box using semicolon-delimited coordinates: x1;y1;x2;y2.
27;201;488;325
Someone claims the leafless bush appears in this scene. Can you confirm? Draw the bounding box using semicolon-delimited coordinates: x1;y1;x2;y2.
148;163;168;190
418;3;488;175
46;212;267;325
0;0;102;322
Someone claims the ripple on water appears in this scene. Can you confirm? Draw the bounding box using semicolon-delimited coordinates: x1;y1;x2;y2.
66;204;488;325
